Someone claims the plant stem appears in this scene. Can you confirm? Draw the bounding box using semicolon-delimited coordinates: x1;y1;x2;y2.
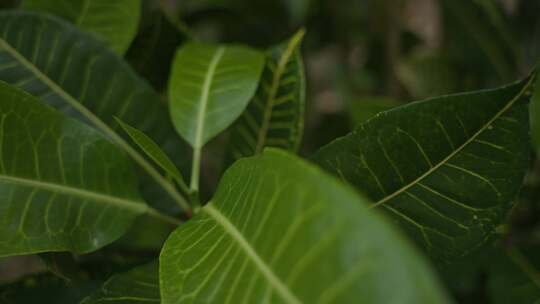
190;146;202;193
146;207;182;225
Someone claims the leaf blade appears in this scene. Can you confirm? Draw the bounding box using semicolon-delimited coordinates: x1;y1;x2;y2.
115;117;188;193
81;261;160;304
0;81;146;256
226;30;306;162
313;76;535;261
0;11;190;212
168;43;265;148
160;149;450;304
21;0;141;54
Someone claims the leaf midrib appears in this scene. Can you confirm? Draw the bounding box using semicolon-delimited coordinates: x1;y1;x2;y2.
0;37;190;212
203;204;302;304
371;77;534;209
0;174;147;213
193;47;225;149
255;31;304;153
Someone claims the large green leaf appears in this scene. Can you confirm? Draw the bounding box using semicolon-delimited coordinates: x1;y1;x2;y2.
81;261;160;303
21;0;141;54
0;11;189;212
226;29;305;162
313;76;535;261
160;149;450;304
0;81;164;257
168;42;264;148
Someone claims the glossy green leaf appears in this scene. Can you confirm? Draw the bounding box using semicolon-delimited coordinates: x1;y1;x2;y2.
0;11;190;212
81;261;160;303
160;149;450;304
21;0;141;54
168;42;265;148
0;81;150;257
115;117;188;192
313;76;535;261
226;29;305;162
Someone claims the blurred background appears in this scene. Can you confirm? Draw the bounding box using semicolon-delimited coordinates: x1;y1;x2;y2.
0;0;539;303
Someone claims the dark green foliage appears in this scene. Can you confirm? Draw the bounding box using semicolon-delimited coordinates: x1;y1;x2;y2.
1;1;539;303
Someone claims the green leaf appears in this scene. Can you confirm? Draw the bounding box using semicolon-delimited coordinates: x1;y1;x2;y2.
168;42;265;148
81;261;160;303
160;149;450;304
21;0;141;54
313;76;535;261
0;11;190;212
226;29;306;162
115;117;188;193
0;81;151;257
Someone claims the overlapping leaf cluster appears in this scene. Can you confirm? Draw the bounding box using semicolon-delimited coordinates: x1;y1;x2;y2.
0;1;538;304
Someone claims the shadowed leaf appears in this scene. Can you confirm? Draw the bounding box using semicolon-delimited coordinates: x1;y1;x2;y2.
82;261;160;304
313;75;535;261
226;29;305;163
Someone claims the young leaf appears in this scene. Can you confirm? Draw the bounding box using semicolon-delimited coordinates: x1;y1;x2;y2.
115;117;188;193
81;261;159;304
313;76;535;261
160;149;450;304
168;42;264;148
21;0;141;54
0;81;152;257
0;11;190;212
226;29;306;162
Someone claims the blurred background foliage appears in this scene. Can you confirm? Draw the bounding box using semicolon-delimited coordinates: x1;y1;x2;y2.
0;0;539;303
